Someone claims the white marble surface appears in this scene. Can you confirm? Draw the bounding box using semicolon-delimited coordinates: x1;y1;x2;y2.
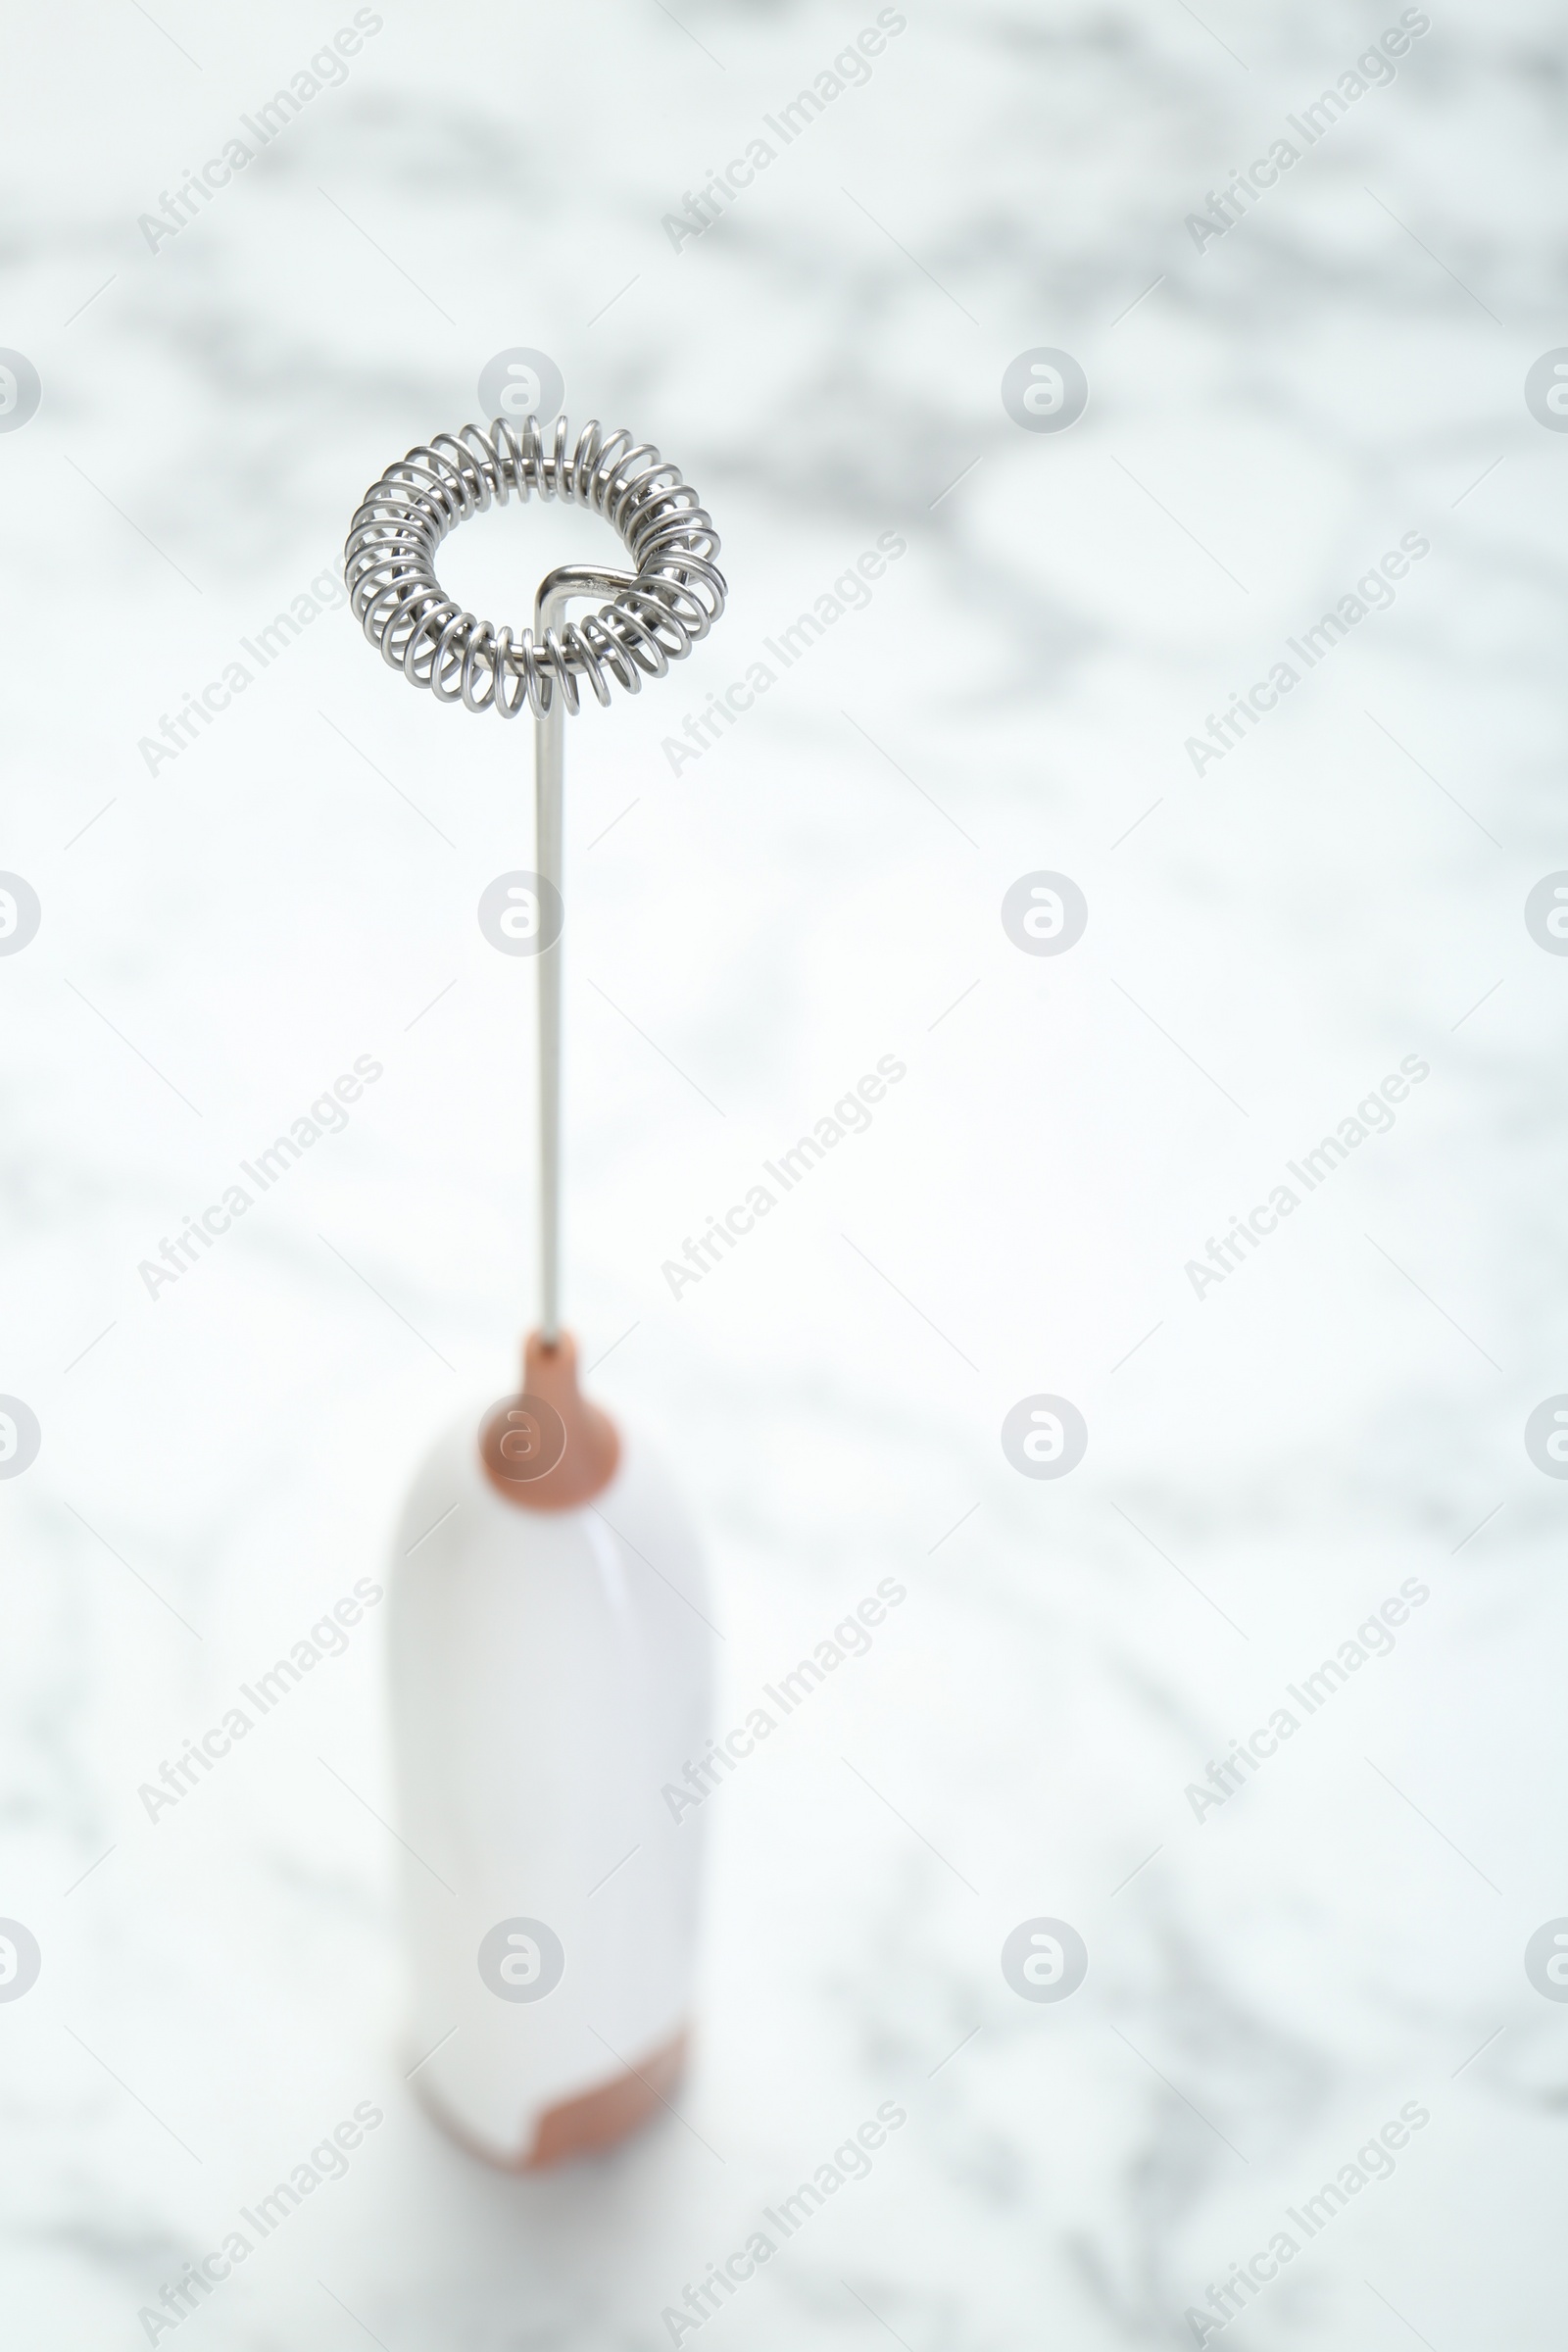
3;1;1567;2344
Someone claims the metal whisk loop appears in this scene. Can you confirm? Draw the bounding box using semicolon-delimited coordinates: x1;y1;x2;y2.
345;415;725;719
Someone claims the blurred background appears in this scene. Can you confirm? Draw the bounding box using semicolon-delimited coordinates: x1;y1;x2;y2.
3;0;1567;2343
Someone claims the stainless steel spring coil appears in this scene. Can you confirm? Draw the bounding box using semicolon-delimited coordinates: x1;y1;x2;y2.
344;414;726;717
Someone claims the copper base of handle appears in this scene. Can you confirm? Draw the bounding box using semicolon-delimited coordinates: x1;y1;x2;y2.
414;2029;689;2170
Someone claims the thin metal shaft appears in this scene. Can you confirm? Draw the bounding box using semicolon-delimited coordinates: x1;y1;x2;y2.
534;687;564;1343
531;565;637;1347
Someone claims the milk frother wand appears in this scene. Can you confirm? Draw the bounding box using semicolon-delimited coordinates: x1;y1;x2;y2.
344;414;725;2167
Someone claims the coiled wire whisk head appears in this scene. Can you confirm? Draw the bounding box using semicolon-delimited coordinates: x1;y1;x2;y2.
344;414;725;718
